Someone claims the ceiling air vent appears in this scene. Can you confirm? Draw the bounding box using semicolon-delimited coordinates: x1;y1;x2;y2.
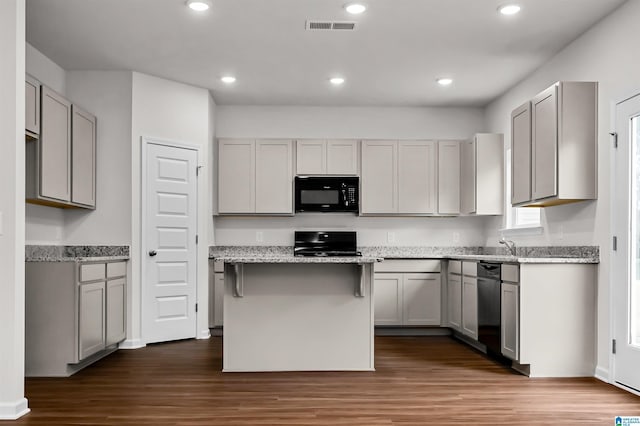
306;21;357;31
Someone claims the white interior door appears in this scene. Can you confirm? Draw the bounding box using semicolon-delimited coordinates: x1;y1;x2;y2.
144;142;198;344
613;93;640;392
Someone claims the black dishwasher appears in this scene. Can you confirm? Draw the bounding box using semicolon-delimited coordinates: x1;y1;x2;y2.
477;262;502;359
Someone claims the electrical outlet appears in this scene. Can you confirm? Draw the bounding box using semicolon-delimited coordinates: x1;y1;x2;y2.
256;231;264;243
558;225;564;240
387;232;396;244
452;232;460;243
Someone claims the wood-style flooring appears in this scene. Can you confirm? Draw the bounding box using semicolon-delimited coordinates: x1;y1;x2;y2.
8;336;640;425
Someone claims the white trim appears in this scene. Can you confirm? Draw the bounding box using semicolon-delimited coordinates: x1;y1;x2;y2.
198;328;211;340
595;366;610;383
140;136;201;345
499;226;544;237
0;398;30;420
608;98;617;389
118;338;146;350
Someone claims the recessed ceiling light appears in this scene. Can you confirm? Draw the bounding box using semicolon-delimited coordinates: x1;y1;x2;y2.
186;0;212;12
437;78;453;86
221;76;236;84
344;3;367;14
330;77;345;85
498;4;521;15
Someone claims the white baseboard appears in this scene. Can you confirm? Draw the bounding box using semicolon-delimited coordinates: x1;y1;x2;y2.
198;329;211;339
0;398;30;420
595;366;610;383
118;338;146;350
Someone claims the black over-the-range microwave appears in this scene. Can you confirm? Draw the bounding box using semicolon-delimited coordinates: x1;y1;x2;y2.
294;176;359;213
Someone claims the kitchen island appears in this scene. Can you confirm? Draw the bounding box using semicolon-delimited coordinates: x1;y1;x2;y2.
214;253;380;372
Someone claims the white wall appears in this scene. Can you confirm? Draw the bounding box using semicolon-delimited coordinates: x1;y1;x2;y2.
130;72;212;345
0;0;29;419
25;43;66;244
215;105;490;247
64;71;133;245
483;0;640;380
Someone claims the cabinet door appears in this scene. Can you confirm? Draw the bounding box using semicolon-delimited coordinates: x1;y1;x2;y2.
106;278;126;346
501;282;519;360
25;75;40;137
214;273;224;327
462;276;478;340
403;273;441;326
511;103;532;205
532;85;558;200
447;273;462;331
79;281;106;360
361;141;397;214
437;141;461;215
71;106;96;208
218;139;256;213
296;140;326;175
374;273;403;326
398;141;436;214
475;134;504;215
40;86;72;202
255;140;293;214
327;140;358;175
460;139;476;214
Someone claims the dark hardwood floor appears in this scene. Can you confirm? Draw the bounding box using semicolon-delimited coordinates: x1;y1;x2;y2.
8;336;639;425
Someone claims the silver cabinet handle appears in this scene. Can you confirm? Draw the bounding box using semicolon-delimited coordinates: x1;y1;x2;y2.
148;250;157;257
233;263;243;297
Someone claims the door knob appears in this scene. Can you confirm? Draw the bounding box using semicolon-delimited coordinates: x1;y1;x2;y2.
148;250;157;257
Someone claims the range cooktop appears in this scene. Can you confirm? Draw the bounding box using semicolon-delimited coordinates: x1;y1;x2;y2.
293;231;361;257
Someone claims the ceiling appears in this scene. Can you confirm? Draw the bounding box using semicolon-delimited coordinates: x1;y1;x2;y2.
26;0;627;107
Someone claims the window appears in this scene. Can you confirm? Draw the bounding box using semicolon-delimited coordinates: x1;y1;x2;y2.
503;148;542;232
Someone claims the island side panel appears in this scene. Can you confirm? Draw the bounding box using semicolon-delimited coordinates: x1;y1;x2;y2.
223;262;374;372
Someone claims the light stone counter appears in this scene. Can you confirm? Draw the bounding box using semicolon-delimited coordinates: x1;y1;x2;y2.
210;245;599;264
26;245;130;262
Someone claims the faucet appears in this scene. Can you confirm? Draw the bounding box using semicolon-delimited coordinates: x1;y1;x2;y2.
500;238;517;256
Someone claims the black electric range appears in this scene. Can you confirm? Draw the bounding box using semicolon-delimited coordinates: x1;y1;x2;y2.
293;231;361;257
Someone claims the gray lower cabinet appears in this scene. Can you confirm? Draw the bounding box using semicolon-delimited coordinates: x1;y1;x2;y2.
461;261;478;340
25;260;127;377
26;84;96;209
446;261;462;331
209;260;224;328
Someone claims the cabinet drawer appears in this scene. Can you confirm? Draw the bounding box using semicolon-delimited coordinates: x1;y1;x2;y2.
213;260;224;273
448;260;462;274
375;259;441;273
80;263;105;282
462;261;477;277
501;264;519;283
107;262;126;278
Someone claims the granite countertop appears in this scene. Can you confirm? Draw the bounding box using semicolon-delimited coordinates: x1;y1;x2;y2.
26;245;130;262
210;246;599;264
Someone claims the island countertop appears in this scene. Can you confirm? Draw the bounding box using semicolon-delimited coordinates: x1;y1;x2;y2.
209;245;599;264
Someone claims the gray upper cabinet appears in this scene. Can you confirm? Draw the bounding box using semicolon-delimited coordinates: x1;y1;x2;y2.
437;140;461;215
296;139;358;175
461;133;504;215
26;85;97;209
511;102;532;205
398;140;436;214
39;86;72;203
25;75;40;138
511;81;597;207
361;140;398;214
218;138;293;215
71;106;97;208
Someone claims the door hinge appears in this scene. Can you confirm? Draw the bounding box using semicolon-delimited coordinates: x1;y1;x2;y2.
612;339;616;354
196;165;203;176
196;234;199;244
610;132;618;148
195;303;198;313
613;236;618;251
